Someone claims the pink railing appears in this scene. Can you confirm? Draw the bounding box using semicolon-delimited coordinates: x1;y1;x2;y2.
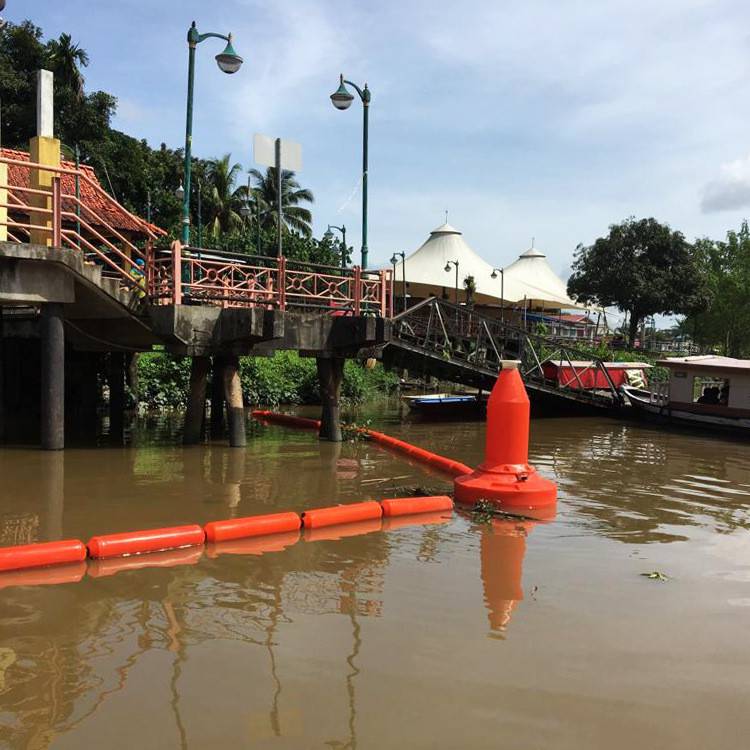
0;154;158;292
149;242;393;316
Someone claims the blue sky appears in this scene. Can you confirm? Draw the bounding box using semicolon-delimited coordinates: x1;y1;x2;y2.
8;0;750;286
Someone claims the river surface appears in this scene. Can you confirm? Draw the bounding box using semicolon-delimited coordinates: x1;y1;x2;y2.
1;403;750;749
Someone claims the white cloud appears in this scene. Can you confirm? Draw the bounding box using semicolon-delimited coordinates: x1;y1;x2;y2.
701;154;750;213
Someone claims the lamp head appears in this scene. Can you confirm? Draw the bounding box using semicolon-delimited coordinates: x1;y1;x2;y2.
444;263;451;273
330;75;354;110
215;36;243;74
175;182;185;200
323;227;334;242
240;203;251;218
491;269;498;279
390;254;398;265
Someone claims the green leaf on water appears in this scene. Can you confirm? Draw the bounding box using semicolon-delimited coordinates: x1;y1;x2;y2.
641;571;669;581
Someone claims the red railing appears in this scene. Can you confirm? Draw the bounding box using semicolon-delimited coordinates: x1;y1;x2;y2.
149;242;392;316
0;154;158;293
0;155;392;316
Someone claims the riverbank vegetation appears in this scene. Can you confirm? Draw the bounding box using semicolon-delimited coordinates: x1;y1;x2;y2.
136;351;399;411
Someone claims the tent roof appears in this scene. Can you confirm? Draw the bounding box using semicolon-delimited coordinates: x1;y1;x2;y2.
393;222;523;304
501;245;584;309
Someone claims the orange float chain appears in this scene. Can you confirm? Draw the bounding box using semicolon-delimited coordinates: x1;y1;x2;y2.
0;497;453;581
250;411;472;477
87;524;206;560
0;538;87;573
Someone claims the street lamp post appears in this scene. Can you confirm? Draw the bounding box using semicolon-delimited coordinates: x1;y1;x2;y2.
330;74;371;269
324;224;348;269
390;251;406;313
491;267;505;322
445;259;460;305
181;21;242;247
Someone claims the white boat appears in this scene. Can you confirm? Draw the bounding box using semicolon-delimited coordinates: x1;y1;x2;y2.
620;355;750;437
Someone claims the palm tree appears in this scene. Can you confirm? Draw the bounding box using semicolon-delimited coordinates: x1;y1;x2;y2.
47;33;89;100
205;154;246;238
249;167;314;237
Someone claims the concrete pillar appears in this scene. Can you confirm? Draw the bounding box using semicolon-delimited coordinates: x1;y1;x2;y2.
40;302;64;450
210;355;226;438
108;352;126;443
317;357;345;442
222;355;246;448
183;355;210;445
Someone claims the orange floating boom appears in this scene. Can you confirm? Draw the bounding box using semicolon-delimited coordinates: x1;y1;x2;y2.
380;495;454;517
204;512;301;543
87;525;206;559
302;501;383;530
0;539;87;572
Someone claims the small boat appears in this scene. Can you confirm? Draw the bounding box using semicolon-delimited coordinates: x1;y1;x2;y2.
621;355;750;437
402;393;485;419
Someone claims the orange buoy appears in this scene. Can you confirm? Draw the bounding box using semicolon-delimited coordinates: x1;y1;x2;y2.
303;517;383;542
454;363;557;513
301;501;382;530
207;530;300;557
380;495;454;517
204;512;301;543
381;511;453;531
0;539;87;572
87;546;204;578
0;560;87;589
87;524;205;559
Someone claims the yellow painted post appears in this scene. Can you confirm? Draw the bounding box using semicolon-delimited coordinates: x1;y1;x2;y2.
0;162;7;242
29;135;61;246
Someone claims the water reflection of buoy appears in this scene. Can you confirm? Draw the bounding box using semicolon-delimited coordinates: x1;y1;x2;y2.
0;560;86;589
303;518;383;542
481;519;534;634
206;531;300;557
87;546;204;577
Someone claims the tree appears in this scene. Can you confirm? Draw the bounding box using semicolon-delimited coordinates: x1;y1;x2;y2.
47;32;89;100
681;223;750;357
204;154;246;238
568;217;708;347
249;167;314;237
463;275;476;306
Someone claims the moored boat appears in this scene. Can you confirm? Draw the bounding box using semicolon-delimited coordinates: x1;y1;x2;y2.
402;393;486;419
621;355;750;437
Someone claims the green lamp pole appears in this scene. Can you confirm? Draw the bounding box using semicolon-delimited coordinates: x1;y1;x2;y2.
390;251;406;313
324;224;347;269
330;75;370;269
445;259;460;305
181;21;243;246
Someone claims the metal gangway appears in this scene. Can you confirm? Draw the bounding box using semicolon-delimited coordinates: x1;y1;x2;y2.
385;297;624;410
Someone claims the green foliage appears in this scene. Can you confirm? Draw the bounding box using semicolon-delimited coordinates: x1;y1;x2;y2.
680;222;750;357
568;217;708;347
137;351;398;411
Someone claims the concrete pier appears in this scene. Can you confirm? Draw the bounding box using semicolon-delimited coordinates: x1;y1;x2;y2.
223;355;246;448
183;356;210;445
40;302;64;450
317;357;345;442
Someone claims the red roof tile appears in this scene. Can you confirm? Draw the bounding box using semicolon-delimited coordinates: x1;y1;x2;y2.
1;148;166;236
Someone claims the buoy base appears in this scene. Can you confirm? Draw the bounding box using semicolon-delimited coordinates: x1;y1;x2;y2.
454;465;557;519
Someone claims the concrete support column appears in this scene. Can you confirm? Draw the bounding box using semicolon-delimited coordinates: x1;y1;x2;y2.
210;355;226;438
183;355;210;445
222;355;246;448
317;356;345;442
108;352;126;443
40;302;64;450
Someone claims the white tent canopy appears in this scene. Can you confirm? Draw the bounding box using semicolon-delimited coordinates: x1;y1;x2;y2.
393;223;584;309
501;246;584;309
392;222;523;305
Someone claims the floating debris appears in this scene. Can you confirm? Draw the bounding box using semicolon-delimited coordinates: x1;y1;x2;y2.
640;571;669;581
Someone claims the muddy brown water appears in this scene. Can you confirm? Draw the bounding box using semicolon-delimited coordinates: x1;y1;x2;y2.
1;403;750;749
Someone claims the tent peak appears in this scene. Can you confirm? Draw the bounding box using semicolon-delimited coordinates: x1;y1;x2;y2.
430;222;462;236
520;247;545;258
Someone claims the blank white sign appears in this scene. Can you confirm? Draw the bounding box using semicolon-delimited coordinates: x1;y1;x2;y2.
253;133;303;171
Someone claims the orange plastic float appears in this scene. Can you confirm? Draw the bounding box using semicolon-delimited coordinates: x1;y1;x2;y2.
454;363;557;516
380;495;454;517
204;511;301;543
87;546;204;577
365;430;472;477
0;539;87;572
87;524;206;559
301;501;382;530
207;530;301;557
0;560;87;589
